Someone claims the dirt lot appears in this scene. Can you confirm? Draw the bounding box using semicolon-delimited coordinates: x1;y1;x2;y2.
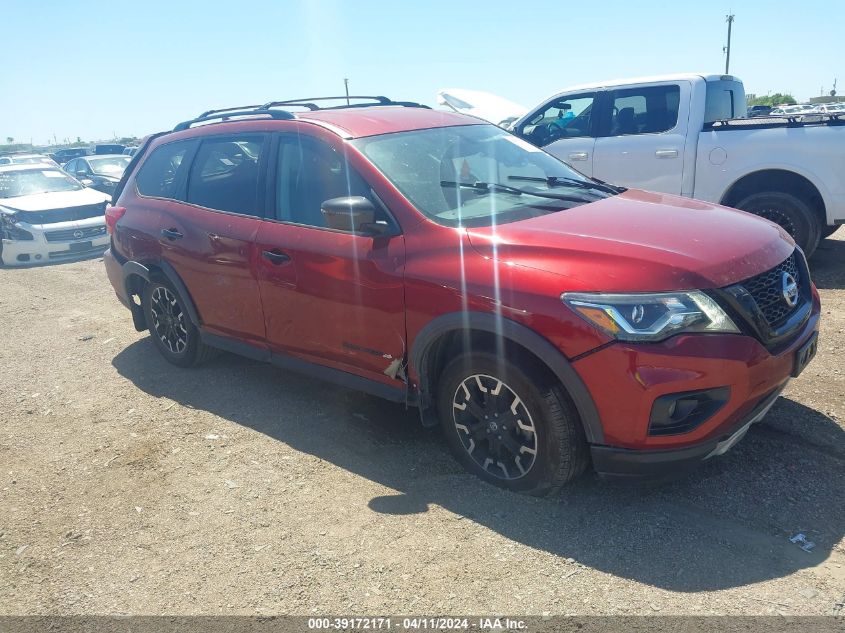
1;235;843;617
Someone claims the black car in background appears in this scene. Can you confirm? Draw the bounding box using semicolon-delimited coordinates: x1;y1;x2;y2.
52;147;91;164
747;105;773;117
94;143;126;155
63;154;131;195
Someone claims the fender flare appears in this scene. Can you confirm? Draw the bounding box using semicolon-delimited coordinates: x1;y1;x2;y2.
410;311;605;444
121;259;201;328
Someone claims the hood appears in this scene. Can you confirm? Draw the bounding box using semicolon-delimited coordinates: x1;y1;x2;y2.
0;187;111;214
466;189;795;292
437;89;528;127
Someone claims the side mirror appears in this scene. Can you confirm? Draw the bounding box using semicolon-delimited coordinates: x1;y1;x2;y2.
320;196;391;236
76;170;88;178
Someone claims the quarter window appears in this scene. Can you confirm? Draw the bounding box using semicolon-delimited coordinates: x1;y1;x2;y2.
186;137;266;216
607;85;680;135
135;140;193;199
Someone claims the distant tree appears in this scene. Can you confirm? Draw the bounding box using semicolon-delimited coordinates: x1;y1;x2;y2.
748;93;798;107
5;137;13;144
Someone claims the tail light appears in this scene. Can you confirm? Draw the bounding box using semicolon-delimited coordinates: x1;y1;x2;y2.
105;205;126;235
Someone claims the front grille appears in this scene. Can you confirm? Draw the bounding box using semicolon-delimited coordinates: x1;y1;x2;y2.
740;252;800;327
45;225;107;242
18;203;106;225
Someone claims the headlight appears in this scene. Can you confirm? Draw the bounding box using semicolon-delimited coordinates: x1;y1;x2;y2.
0;212;34;241
561;291;739;342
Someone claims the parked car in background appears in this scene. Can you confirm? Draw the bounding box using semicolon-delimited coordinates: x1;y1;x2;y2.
103;98;819;492
64;155;131;195
0;164;110;266
94;143;126;155
0;153;60;167
747;104;772;117
52;148;91;165
123;146;139;156
445;74;844;255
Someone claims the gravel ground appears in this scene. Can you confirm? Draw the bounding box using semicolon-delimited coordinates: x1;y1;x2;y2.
0;233;843;617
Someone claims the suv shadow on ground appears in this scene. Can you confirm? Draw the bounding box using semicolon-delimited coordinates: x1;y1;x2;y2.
810;235;845;290
112;341;844;593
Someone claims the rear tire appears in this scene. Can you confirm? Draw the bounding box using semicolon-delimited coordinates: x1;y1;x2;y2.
436;352;589;495
735;191;821;257
142;280;215;367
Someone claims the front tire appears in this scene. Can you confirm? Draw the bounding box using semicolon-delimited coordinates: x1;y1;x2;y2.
436;352;589;495
142;280;215;367
735;191;821;257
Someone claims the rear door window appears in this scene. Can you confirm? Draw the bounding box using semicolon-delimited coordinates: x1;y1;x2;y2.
605;85;681;135
186;136;267;216
135;140;195;200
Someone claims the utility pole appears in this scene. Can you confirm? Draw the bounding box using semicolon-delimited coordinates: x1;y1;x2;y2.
344;78;350;105
724;13;735;74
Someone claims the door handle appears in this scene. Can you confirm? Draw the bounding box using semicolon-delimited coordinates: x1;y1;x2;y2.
655;149;679;159
262;250;291;265
161;228;183;240
568;152;589;161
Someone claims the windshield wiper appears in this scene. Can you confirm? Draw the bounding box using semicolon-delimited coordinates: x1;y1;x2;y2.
508;175;623;195
440;180;525;196
440;180;597;203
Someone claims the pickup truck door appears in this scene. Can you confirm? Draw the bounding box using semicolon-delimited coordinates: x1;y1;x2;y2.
591;82;690;194
513;92;599;177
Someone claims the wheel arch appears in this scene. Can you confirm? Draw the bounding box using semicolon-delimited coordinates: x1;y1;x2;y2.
121;259;202;330
410;311;604;444
719;168;827;228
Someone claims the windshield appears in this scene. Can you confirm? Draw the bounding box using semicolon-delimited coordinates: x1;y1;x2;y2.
0;169;83;198
88;156;130;176
351;124;617;227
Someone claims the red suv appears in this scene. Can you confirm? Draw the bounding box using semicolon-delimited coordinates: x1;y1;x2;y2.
104;97;820;494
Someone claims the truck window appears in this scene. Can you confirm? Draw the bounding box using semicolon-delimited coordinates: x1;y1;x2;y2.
517;93;596;147
704;79;746;123
605;85;680;136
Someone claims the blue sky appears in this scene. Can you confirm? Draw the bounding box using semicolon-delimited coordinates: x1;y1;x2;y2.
1;0;841;143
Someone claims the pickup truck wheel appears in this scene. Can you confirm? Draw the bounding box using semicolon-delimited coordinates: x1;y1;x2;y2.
142;280;215;368
436;352;589;495
735;191;821;257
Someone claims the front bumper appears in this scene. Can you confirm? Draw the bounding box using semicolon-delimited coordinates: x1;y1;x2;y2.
591;384;784;478
574;287;821;477
1;216;108;266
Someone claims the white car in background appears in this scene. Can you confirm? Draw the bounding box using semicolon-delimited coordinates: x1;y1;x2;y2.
0;153;61;168
437;88;528;128
0;164;111;266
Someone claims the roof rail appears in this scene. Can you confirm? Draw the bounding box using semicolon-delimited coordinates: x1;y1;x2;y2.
198;104;264;118
173;109;296;132
260;96;430;111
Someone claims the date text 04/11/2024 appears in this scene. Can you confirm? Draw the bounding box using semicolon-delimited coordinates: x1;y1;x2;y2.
307;617;527;630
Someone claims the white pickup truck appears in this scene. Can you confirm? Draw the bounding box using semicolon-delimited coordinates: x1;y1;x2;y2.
440;74;845;256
